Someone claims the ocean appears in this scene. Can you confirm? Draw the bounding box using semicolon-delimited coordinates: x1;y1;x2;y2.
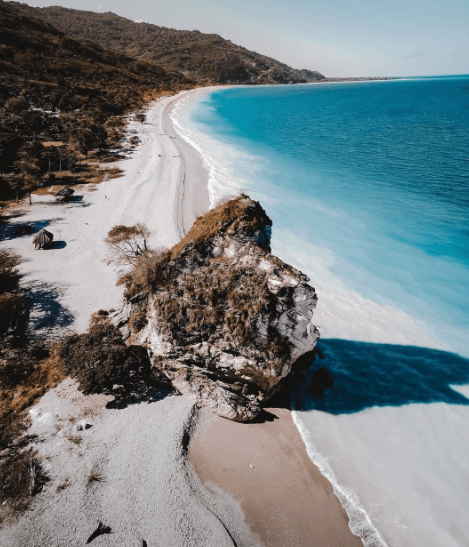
171;76;469;546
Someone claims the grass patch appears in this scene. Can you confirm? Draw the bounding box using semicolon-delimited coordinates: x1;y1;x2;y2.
0;448;49;516
0;345;65;451
56;477;70;492
87;468;103;485
170;194;272;260
65;433;82;445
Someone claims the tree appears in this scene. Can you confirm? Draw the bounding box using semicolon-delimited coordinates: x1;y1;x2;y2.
0;249;21;293
4;95;29;114
68;119;107;158
13;141;47;204
135;111;146;123
56;146;76;172
105;224;150;264
68;123;95;158
8;174;24;204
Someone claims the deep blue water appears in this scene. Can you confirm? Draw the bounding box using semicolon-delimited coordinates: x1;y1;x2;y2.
185;76;469;357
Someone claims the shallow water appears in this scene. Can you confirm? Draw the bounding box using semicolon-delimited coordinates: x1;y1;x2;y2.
172;77;469;546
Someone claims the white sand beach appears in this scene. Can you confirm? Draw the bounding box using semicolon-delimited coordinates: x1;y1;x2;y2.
0;89;363;546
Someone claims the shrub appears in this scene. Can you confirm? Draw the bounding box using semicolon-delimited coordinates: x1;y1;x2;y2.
117;248;171;298
0;344;64;452
0;449;49;513
58;317;151;394
105;223;150;264
0;249;21;293
151;260;290;367
0;293;29;338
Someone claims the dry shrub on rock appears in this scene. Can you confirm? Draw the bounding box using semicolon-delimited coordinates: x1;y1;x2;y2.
117;248;171;298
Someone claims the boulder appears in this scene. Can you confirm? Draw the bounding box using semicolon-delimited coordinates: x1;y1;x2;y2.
113;195;320;421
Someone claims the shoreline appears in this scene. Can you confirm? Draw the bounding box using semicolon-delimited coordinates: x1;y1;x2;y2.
189;408;364;547
1;87;364;545
0;90;256;546
168;89;365;546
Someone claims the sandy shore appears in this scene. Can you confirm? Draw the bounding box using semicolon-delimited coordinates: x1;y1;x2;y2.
1;87;363;546
190;408;364;546
0;89;210;337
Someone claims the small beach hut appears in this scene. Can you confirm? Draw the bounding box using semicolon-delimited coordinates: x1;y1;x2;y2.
54;186;75;202
33;229;54;250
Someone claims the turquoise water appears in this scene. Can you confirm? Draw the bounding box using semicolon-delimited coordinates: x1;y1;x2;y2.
187;77;469;357
172;77;469;546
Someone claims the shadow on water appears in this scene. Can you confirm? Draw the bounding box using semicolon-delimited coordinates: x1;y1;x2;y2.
288;339;469;414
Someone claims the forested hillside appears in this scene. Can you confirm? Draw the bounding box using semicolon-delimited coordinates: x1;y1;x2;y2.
0;1;192;200
9;2;325;85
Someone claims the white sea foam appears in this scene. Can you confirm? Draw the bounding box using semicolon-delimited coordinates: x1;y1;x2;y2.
291;411;388;547
171;95;245;207
293;403;469;547
171;88;469;547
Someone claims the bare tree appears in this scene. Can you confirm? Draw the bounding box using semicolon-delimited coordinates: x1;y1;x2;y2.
105;224;150;264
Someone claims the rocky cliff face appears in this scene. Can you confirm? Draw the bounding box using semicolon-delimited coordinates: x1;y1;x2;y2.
112;196;320;421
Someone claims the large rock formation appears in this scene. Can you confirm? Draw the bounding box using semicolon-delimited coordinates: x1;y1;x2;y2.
112;195;320;421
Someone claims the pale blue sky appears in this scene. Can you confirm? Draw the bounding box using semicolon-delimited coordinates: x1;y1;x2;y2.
24;0;469;77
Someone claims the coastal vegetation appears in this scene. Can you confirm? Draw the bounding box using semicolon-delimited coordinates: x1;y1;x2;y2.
0;0;322;522
105;223;150;265
58;312;152;395
118;198;288;363
0;1;192;205
112;195;319;420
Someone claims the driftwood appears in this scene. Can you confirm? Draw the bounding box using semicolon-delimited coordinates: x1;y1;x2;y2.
32;229;54;250
54;186;75;202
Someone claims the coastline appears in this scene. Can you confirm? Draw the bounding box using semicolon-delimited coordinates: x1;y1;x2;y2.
167;89;365;546
1;87;363;546
189;407;364;546
0;90;254;546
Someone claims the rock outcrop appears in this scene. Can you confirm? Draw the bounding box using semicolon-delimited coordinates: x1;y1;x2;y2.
112;195;320;421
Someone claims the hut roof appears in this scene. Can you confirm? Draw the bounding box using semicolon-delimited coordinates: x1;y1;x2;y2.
32;229;54;249
55;186;75;197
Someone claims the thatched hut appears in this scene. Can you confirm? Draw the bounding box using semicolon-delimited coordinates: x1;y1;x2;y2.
33;229;54;250
55;186;74;202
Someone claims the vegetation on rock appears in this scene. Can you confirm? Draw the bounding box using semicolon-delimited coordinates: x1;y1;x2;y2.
58;313;152;395
113;195;320;420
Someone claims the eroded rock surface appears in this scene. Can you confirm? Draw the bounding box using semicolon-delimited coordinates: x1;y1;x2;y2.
112;195;320;421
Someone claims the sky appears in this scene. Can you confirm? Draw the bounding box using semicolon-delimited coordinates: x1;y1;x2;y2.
24;0;469;77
